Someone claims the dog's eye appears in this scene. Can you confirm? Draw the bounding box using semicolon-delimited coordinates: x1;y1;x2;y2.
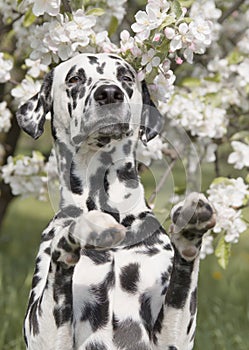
122;76;133;83
68;76;81;84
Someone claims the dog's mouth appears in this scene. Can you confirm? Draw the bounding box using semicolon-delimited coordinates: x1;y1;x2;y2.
93;123;132;147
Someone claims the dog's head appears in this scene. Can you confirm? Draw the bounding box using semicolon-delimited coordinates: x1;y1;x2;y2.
16;54;163;148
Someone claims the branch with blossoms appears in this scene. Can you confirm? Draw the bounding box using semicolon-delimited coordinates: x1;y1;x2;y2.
0;0;249;267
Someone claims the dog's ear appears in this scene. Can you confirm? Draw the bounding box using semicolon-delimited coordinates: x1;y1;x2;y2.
140;80;163;144
16;70;54;139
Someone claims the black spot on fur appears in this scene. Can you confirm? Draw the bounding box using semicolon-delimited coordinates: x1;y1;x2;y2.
82;249;112;265
117;162;138;188
187;317;194;335
86;196;97;211
67;102;72;118
81;271;114;331
153;306;164;344
165;249;194;309
44;247;51;255
29;299;39;336
120;263;140;293
104;169;109;193
56;206;83;218
70;161;83;195
100;152;112;164
121;214;136;227
117;66;134;98
108;55;121;60
113;318;142;348
172;206;181;224
164;243;173;251
53;265;74;326
88;55;99;64
57;236;73;253
190;288;197;315
31;275;41;289
140;246;160;256
41;228;55;242
97;62;106;74
123;213;162;248
86;341;107;350
66;65;77;82
123;140;132;155
139;293;153;338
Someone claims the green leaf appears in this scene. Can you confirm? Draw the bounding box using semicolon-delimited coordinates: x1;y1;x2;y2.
178;0;195;8
215;236;231;269
204;73;221;83
227;50;244;65
174;186;186;195
108;16;119;37
23;8;36;27
246;174;249;184
86;8;105;16
180;77;201;87
171;0;183;19
212;177;232;186
230;131;249;143
145;67;158;84
159;15;176;30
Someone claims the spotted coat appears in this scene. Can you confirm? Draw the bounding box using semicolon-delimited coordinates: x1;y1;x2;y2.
16;54;216;350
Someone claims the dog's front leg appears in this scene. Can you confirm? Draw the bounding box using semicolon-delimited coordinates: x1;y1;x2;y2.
24;211;125;350
157;193;216;350
23;221;77;350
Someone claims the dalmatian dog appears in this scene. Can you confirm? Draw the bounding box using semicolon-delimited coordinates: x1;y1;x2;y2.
17;53;216;350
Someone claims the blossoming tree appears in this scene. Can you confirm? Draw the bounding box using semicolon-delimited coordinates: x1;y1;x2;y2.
0;0;248;268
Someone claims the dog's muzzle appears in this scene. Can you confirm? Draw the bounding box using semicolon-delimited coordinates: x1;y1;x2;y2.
86;84;132;146
94;84;124;105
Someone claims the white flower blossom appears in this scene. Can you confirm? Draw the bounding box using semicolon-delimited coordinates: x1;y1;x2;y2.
238;29;249;54
207;178;249;243
0;102;12;133
150;70;175;102
65;10;96;51
25;58;48;78
106;0;127;22
1;152;48;200
29;0;61;17
30;11;96;63
141;49;160;73
208;177;249;208
228;141;249;169
120;30;141;57
0;53;13;83
11;77;41;106
200;234;214;259
166;93;228;139
95;31;119;53
132;3;169;41
137;136;168;166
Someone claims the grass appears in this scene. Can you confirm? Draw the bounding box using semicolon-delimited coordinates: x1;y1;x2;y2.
0;194;249;350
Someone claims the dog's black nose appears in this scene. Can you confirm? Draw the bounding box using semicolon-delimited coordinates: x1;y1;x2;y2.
94;85;124;105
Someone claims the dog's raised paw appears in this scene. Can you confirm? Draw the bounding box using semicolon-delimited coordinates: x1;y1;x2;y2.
73;210;126;249
169;193;216;261
171;192;216;233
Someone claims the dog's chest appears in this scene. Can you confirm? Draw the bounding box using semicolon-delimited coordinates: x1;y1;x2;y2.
72;233;173;348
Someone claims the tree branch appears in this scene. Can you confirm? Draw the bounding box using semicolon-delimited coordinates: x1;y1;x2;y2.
61;0;72;13
0;13;23;35
148;157;177;206
218;0;246;24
